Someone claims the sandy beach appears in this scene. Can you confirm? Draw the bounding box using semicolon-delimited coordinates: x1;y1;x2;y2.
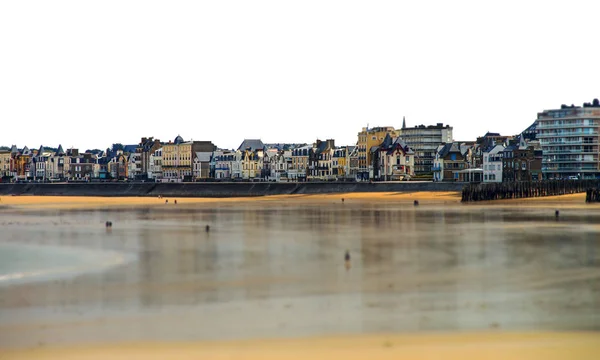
1;191;599;359
0;191;594;211
2;332;599;359
0;191;462;210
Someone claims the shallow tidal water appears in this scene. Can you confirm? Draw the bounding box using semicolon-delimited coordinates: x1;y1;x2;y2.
0;201;599;348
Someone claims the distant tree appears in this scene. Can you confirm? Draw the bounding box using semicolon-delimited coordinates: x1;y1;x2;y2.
86;149;103;155
111;143;124;152
593;98;599;107
0;146;9;151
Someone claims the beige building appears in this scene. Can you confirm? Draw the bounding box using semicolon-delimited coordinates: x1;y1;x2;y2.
162;136;216;182
290;145;311;181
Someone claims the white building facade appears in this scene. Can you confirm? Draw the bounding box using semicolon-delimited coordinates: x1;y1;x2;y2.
482;144;504;183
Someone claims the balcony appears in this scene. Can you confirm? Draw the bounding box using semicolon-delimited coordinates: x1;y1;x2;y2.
543;149;599;155
541;140;599;146
543;158;598;163
542;167;599;172
538;131;599;137
537;123;599;130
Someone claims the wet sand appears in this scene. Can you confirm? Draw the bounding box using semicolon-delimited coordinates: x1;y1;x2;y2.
0;192;599;358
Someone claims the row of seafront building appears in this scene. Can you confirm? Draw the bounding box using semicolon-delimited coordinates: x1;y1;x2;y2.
1;99;599;183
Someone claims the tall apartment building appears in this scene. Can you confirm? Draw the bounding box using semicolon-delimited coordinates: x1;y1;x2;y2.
356;126;399;180
399;120;453;174
537;99;600;179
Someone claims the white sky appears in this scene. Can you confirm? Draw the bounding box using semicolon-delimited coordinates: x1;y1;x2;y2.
1;0;599;150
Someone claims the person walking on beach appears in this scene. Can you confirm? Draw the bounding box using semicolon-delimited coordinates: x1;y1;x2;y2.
344;250;351;270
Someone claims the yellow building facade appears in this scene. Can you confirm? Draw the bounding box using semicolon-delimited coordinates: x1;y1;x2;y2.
0;150;11;178
162;136;215;181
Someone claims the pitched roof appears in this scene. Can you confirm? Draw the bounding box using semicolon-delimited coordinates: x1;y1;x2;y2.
484;132;501;137
459;144;472;156
123;145;137;154
238;139;265;152
56;144;65;155
437;143;453;157
438;143;461;157
383;136;414;155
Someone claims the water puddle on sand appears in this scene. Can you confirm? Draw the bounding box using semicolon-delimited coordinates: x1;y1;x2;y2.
0;242;131;285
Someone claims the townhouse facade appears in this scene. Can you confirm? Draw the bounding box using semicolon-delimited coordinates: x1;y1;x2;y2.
372;134;415;180
193;152;212;179
502;136;543;182
290;145;310;181
433;142;468;182
136;137;162;179
0;149;12;180
482;143;504;183
357;127;399;180
309;139;335;180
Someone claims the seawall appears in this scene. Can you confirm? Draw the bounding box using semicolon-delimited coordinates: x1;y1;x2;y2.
0;182;464;198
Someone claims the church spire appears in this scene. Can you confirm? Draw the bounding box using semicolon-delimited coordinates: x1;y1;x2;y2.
402;116;406;129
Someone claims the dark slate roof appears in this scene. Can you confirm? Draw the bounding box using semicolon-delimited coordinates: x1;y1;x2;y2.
56;144;65;155
381;133;393;148
10;145;18;153
484;132;501;137
438;142;461;158
521;121;537;141
140;138;159;151
316;141;329;153
97;156;110;165
238;139;265;152
392;137;414;154
437;143;453;157
503;140;518;151
123;145;137;154
481;137;497;152
174;135;184;144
